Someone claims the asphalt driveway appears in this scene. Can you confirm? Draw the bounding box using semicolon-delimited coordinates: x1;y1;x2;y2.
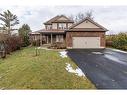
67;48;127;89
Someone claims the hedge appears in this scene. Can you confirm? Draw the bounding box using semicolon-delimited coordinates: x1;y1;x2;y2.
106;33;127;50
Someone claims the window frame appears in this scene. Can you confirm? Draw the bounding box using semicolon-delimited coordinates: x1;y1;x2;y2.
56;35;64;42
58;23;66;29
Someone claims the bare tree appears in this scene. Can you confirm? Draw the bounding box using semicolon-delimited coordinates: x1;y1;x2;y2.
68;14;74;21
75;16;79;23
77;12;86;21
68;10;94;23
85;10;94;19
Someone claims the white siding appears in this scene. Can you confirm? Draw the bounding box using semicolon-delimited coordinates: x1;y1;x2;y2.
52;23;57;29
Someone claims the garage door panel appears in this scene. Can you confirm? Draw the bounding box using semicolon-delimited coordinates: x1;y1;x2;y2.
73;37;100;48
73;37;84;48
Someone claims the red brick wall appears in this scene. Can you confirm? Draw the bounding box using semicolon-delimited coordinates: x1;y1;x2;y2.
66;31;105;48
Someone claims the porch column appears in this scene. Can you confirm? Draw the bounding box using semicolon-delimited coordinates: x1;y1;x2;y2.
47;36;49;43
51;33;53;44
40;33;42;46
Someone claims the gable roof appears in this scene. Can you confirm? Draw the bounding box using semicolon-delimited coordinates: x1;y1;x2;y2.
44;15;74;25
53;15;74;23
69;17;108;31
44;15;60;25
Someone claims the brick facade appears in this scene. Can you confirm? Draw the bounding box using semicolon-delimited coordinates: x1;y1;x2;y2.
66;31;105;48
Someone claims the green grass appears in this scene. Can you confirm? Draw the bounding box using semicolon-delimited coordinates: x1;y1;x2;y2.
0;47;95;89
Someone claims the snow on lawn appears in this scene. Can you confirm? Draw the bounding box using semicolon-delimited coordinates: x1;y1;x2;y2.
59;51;68;58
65;63;85;77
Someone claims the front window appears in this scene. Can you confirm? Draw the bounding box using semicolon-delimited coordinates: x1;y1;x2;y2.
58;23;66;29
56;35;63;42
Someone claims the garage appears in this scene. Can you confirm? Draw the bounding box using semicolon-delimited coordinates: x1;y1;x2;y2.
66;17;108;49
73;37;100;48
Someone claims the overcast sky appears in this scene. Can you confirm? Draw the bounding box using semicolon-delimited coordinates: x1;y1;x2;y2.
0;6;127;34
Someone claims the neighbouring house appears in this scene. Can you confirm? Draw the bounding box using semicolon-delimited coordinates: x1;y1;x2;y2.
29;15;108;49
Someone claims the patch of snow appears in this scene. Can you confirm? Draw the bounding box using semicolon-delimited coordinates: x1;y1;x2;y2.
92;52;103;55
105;51;113;54
105;54;127;65
59;51;68;58
95;65;98;67
65;63;85;77
112;79;115;82
108;48;127;54
37;47;41;49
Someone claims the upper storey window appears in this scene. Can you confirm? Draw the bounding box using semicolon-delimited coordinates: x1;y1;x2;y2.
58;23;66;29
46;25;52;30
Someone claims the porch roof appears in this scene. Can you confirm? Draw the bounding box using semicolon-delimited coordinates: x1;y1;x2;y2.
39;29;65;34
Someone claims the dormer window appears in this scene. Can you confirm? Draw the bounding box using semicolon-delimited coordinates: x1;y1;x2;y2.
58;23;66;29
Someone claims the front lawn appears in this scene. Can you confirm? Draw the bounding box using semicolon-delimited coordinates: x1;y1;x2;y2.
0;47;95;89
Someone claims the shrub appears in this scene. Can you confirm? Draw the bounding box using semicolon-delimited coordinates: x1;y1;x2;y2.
21;35;30;47
106;35;116;47
18;24;31;47
112;33;127;50
106;33;127;50
5;35;22;53
0;34;22;58
49;42;66;49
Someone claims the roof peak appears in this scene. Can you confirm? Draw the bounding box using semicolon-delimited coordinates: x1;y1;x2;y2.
69;17;108;31
44;15;74;25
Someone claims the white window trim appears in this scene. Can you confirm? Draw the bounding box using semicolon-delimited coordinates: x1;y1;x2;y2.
58;23;66;29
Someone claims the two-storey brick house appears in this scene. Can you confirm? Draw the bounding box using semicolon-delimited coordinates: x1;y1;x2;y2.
30;15;108;48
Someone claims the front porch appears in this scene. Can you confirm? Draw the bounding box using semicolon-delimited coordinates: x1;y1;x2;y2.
40;33;65;46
